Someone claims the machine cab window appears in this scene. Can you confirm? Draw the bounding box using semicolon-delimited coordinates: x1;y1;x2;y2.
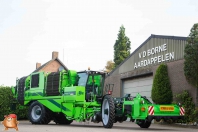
77;71;105;101
31;74;39;88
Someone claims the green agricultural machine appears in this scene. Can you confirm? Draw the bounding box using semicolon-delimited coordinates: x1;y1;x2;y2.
11;69;184;128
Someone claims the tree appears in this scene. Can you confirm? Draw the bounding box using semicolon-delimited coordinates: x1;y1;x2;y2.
151;63;173;104
105;60;115;73
184;23;198;89
114;25;131;67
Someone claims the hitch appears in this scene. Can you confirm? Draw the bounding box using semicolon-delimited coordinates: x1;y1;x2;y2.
105;84;114;95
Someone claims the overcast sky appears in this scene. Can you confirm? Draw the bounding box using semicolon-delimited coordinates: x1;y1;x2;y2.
0;0;198;86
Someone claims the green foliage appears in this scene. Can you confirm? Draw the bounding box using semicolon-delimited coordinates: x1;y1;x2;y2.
151;63;173;104
184;23;198;88
114;25;131;67
105;60;115;73
175;90;198;123
0;86;28;121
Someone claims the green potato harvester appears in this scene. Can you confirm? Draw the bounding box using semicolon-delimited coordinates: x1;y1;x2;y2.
11;69;184;128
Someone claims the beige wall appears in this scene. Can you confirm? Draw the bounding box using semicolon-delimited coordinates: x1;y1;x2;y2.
153;59;197;105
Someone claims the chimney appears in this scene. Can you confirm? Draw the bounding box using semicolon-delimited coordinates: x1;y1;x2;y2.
36;63;41;69
52;51;58;59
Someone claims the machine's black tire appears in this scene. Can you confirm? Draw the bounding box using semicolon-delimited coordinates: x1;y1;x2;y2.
28;101;51;124
137;119;151;128
17;76;27;105
102;95;115;128
53;113;73;125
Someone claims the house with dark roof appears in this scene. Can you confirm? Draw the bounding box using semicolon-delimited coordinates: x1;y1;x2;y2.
33;51;68;73
105;34;197;105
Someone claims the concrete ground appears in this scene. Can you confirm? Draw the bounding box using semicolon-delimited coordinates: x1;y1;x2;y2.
0;120;197;132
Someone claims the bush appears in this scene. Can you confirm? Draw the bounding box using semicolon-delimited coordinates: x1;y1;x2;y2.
151;63;173;104
175;90;198;124
193;107;198;124
0;86;28;121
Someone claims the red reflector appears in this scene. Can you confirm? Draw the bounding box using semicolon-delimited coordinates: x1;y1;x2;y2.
180;107;185;115
108;90;112;95
148;106;154;115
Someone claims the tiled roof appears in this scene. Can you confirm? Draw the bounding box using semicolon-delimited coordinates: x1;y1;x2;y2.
32;58;68;73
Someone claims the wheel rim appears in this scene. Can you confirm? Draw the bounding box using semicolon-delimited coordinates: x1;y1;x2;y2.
102;98;109;125
31;105;42;120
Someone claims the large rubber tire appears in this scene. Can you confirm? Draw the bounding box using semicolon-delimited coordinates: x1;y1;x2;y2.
102;95;115;128
53;113;73;125
137;119;151;128
17;76;27;105
28;101;51;124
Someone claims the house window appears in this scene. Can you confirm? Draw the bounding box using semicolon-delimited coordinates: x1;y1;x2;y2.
59;66;64;71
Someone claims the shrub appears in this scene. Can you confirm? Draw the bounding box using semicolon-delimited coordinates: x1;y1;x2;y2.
175;90;198;124
0;86;28;121
151;63;173;104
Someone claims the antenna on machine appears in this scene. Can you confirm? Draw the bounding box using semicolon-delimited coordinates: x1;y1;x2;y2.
63;48;64;64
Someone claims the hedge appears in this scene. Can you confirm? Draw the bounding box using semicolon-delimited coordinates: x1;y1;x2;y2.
0;86;28;121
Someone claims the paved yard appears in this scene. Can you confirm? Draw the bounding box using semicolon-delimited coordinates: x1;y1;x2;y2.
1;120;197;132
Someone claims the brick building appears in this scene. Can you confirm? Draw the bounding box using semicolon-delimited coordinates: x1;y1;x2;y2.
33;51;68;73
105;34;197;105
